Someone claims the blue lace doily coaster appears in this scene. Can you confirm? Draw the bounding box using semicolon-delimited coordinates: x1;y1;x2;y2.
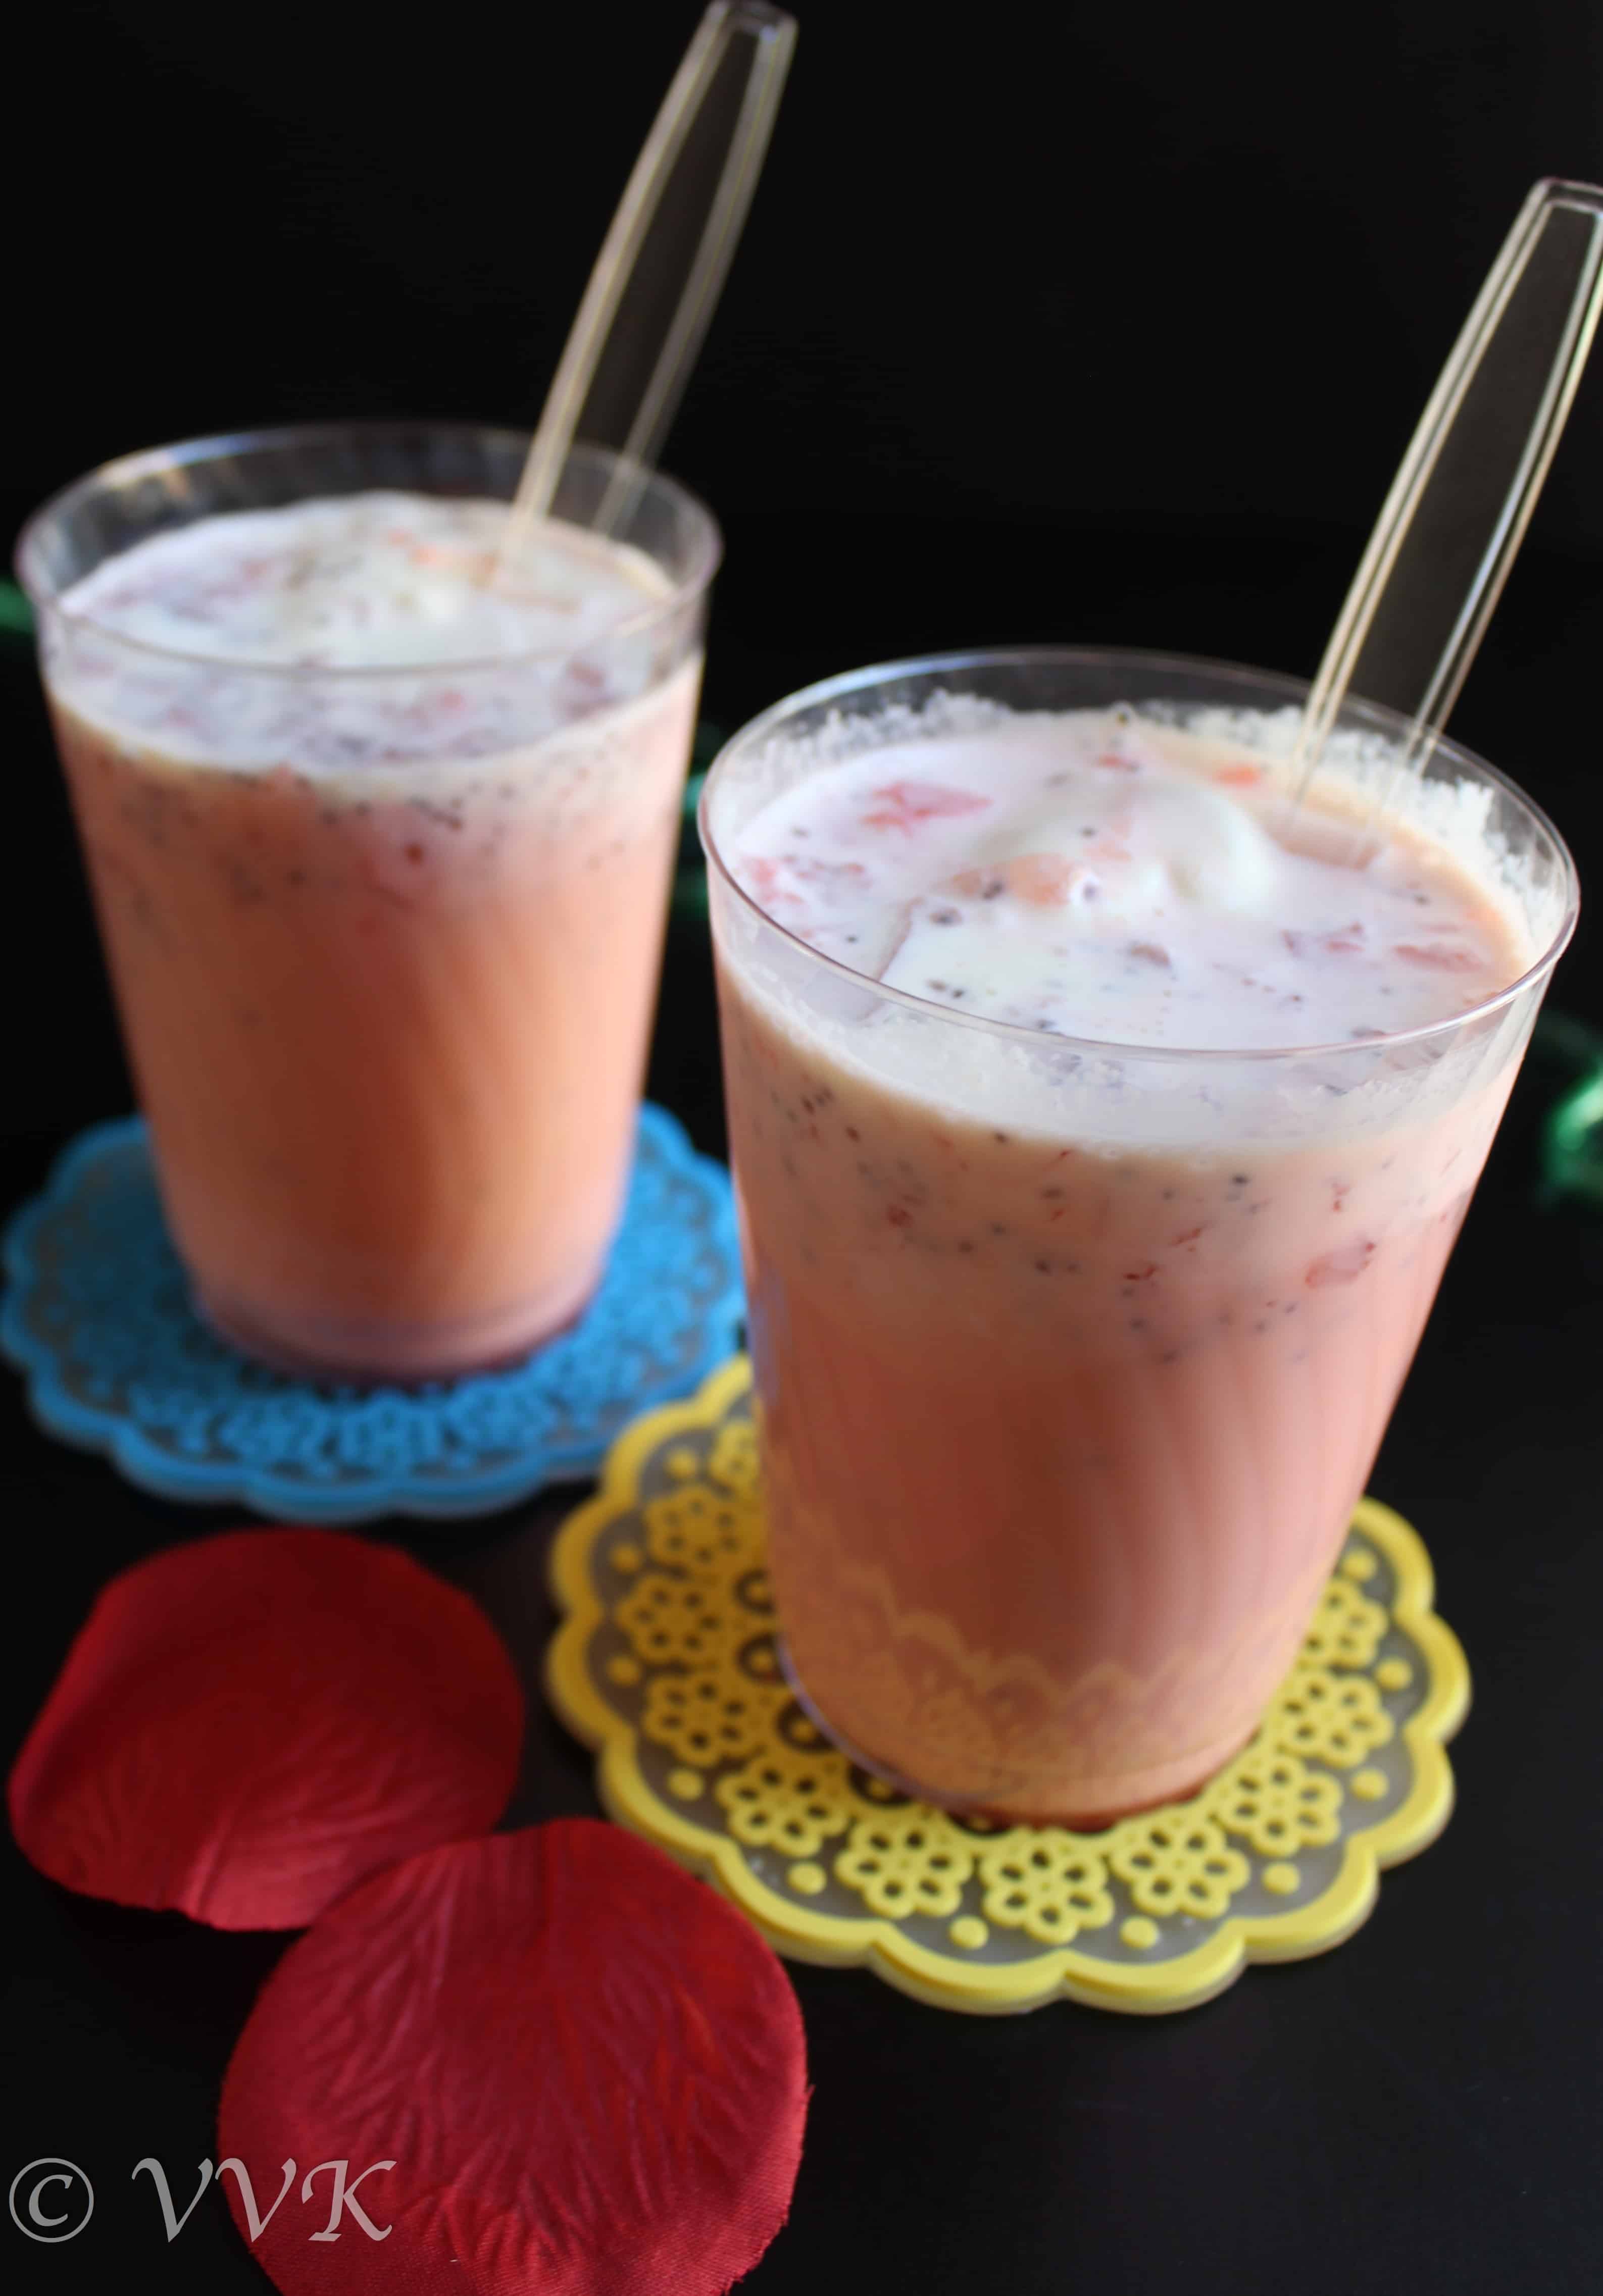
1;1106;742;1523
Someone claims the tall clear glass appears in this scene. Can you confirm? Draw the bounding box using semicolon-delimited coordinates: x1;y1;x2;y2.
701;649;1577;1825
18;425;720;1380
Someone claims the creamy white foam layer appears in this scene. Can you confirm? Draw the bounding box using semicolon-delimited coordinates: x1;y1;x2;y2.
728;708;1528;1052
712;699;1558;1153
49;494;675;771
62;493;665;666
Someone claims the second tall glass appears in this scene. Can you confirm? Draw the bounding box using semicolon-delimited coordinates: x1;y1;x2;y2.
19;424;719;1380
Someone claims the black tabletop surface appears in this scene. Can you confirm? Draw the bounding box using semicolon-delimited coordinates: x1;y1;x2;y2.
4;520;1602;2293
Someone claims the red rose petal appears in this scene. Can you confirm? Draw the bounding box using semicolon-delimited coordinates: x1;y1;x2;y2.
7;1528;522;1929
217;1822;809;2296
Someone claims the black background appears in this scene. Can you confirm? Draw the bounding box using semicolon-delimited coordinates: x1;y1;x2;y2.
5;3;1603;2290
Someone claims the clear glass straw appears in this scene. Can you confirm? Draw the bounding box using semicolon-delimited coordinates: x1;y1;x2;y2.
495;2;796;584
1292;177;1603;810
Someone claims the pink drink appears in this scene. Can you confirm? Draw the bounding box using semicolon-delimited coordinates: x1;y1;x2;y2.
703;652;1576;1824
20;430;717;1380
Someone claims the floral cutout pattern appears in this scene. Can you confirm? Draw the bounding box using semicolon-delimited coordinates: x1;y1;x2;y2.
0;1107;742;1521
549;1357;1471;2014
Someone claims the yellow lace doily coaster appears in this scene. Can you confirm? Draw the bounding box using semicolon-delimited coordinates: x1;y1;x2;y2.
546;1357;1469;2015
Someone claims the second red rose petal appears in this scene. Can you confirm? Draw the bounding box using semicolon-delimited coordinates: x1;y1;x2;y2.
218;1821;809;2296
7;1527;523;1928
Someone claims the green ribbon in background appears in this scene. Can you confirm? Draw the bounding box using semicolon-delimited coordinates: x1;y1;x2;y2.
1534;1011;1603;1213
